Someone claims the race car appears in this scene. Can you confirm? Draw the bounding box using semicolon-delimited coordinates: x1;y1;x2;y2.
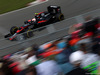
4;5;64;41
24;5;64;29
4;23;34;41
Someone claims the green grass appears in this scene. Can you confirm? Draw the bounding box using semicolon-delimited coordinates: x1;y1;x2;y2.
0;0;35;14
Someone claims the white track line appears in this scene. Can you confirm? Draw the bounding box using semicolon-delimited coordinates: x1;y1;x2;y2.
0;27;9;35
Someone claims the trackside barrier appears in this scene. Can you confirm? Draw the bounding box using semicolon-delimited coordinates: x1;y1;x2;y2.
1;8;100;56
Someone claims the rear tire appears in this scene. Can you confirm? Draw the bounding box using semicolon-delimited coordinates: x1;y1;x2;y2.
26;29;34;38
56;13;64;21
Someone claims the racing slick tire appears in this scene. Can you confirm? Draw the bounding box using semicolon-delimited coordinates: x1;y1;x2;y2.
26;29;34;38
10;26;19;34
55;13;64;21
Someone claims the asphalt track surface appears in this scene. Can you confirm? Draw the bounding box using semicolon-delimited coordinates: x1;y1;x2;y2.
1;0;100;56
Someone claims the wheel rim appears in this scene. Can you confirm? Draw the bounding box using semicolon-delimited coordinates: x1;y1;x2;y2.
27;29;33;38
12;27;18;34
59;14;64;21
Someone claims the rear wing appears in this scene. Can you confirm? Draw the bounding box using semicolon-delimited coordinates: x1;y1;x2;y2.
47;5;61;14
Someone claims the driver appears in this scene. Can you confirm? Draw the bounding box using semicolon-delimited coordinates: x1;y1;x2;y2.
35;13;45;21
35;13;40;20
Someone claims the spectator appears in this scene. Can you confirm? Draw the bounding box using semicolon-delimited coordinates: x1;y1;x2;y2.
67;37;79;51
92;31;100;54
76;37;92;52
36;57;62;75
55;53;74;75
16;69;27;75
25;47;40;66
54;40;74;75
56;41;73;62
68;51;88;75
82;17;100;34
17;47;40;75
0;59;13;75
17;65;37;75
25;66;37;75
79;43;100;74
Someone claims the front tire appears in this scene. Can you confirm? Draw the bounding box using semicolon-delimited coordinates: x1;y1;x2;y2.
10;26;19;34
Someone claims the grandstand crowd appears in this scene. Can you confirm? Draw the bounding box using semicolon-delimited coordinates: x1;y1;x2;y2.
0;17;100;75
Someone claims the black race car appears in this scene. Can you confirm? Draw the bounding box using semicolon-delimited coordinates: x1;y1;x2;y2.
24;5;64;29
4;5;64;41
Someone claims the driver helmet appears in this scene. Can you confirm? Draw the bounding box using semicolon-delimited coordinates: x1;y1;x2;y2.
32;18;36;21
41;13;45;17
35;13;39;18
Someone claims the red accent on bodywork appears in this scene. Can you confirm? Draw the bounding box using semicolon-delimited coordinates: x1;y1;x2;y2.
20;27;23;28
16;26;28;33
38;20;47;23
16;30;20;33
36;12;44;15
9;38;12;40
9;35;16;40
28;20;31;22
16;29;23;33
